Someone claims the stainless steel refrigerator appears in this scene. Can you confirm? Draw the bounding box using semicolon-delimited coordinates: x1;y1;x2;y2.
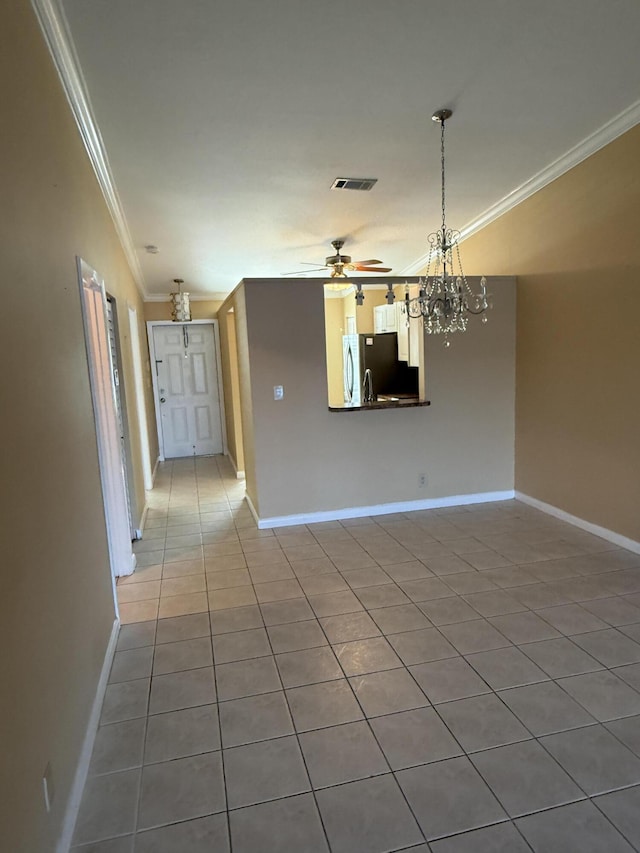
342;333;419;404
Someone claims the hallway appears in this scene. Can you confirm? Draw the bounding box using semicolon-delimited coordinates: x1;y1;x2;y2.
73;460;640;852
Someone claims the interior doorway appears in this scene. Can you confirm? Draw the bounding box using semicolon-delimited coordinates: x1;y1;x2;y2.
148;320;226;460
78;258;135;580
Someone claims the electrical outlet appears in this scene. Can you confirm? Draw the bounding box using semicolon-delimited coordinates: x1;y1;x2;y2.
418;473;427;488
43;762;54;812
273;385;284;401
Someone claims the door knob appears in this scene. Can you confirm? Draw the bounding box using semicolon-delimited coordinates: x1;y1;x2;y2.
160;397;166;403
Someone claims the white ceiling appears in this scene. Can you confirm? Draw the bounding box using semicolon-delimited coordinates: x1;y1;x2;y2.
60;0;640;297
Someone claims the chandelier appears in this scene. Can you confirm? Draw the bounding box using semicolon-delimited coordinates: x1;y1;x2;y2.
404;108;490;345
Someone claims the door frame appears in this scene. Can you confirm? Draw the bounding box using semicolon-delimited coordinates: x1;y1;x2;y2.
146;319;228;462
128;305;154;491
105;293;136;538
78;257;135;582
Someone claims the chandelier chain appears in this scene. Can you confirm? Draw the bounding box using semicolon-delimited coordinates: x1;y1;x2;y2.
441;116;446;237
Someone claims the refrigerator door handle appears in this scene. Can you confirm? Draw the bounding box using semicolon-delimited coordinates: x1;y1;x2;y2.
345;345;354;402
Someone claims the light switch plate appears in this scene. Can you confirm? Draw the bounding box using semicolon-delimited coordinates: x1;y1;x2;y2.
273;385;284;400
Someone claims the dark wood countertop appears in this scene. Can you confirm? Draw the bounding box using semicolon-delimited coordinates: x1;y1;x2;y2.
328;398;431;412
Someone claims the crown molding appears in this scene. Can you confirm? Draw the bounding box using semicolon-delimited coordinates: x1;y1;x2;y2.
31;0;147;298
401;98;640;275
31;0;640;290
144;292;229;303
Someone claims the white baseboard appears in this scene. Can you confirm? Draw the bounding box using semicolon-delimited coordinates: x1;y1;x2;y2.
151;455;160;485
515;491;640;555
227;452;245;480
245;493;260;525
57;617;120;853
253;490;515;530
136;503;149;539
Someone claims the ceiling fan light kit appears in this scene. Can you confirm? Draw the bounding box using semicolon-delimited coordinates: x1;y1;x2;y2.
404;108;490;346
324;281;354;292
283;238;392;279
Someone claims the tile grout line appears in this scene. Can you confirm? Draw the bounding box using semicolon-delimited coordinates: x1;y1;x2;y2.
287;520;435;848
95;461;640;850
130;619;158;843
196;462;235;853
229;543;335;853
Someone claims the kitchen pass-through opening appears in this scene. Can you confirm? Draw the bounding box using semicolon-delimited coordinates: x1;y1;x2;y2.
323;281;425;409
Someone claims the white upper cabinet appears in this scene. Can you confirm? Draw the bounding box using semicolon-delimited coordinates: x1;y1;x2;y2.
374;303;397;334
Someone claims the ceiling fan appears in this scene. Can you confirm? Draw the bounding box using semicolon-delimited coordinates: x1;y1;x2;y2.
283;239;392;278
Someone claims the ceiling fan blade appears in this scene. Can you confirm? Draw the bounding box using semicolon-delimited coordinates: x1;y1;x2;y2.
351;259;383;266
298;261;329;266
282;267;328;276
353;265;392;273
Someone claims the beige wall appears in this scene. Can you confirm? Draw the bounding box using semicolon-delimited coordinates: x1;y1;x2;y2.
220;285;258;508
143;298;223;322
342;290;357;332
460;124;640;542
218;307;245;473
237;277;515;519
0;3;155;851
341;287;388;334
324;297;346;407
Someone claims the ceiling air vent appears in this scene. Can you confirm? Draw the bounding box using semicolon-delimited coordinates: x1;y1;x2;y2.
331;177;377;191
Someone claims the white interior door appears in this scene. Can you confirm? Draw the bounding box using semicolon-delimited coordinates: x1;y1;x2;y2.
106;296;134;536
153;323;224;458
79;259;134;579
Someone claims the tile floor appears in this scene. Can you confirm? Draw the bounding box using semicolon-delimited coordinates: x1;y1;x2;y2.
72;457;640;852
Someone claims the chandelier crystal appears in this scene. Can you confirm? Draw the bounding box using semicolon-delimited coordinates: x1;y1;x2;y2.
405;109;490;346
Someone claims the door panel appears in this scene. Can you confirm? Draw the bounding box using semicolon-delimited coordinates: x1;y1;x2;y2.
170;407;189;442
192;353;208;394
195;405;212;440
153;323;224;458
167;353;186;395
